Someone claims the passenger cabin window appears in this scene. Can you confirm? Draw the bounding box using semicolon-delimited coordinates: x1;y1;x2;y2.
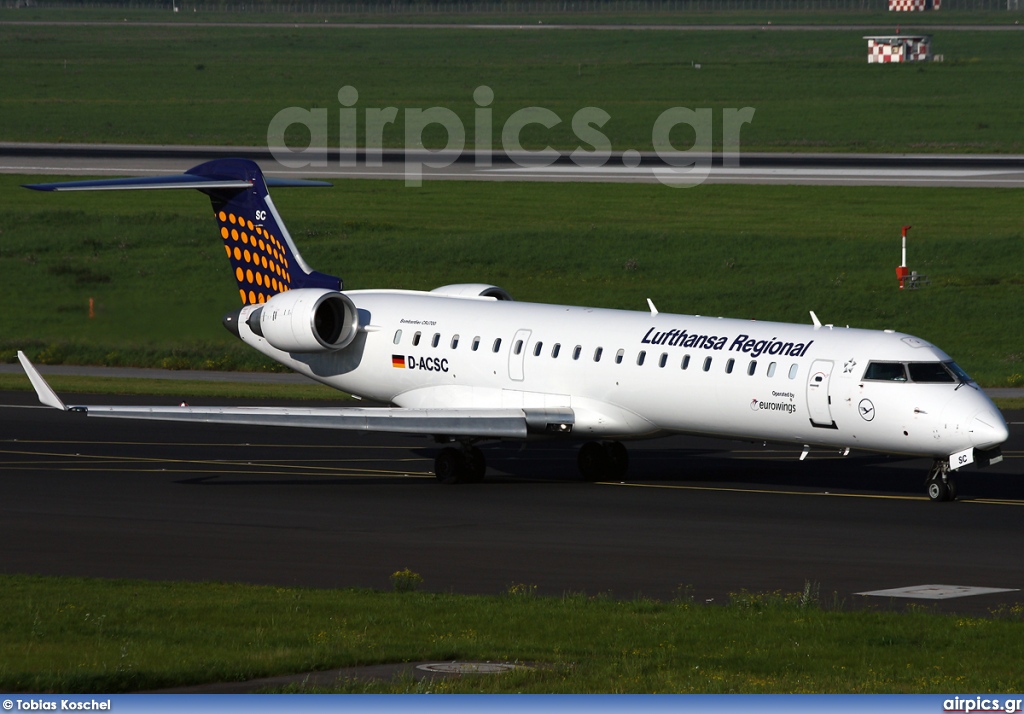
864;362;907;382
573;345;582;360
551;343;561;358
659;353;668;368
471;336;480;351
747;360;757;376
514;339;524;355
681;355;690;370
908;362;955;383
615;349;624;364
412;332;421;346
703;357;712;372
725;358;735;374
533;342;543;357
637;351;646;366
431;333;440;348
393;329;402;345
788;364;799;379
767;362;777;378
594;347;603;362
451;334;460;349
492;338;502;353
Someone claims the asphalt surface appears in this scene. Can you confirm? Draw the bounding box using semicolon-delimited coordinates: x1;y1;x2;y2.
1;389;1021;618
6;142;1024;187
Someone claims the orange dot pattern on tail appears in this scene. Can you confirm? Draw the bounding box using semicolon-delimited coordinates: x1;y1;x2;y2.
218;210;293;305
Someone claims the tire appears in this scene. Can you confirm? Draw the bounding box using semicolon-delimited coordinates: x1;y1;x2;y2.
605;441;629;480
927;478;949;502
435;447;467;484
946;479;958;502
578;441;609;482
464;446;486;483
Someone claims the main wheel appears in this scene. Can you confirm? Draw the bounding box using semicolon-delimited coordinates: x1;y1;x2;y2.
435;447;467;484
605;441;629;480
464;446;487;483
578;441;609;482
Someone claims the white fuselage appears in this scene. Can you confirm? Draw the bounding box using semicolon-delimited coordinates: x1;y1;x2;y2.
236;290;1007;459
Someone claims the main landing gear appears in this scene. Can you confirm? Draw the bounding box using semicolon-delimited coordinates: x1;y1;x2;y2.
434;444;486;484
577;440;629;482
925;459;958;502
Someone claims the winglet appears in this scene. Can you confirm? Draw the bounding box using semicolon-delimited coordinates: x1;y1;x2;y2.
17;352;68;411
809;311;822;330
647;298;659;317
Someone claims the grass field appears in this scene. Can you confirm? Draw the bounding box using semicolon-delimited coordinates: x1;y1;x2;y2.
1;574;1023;693
2;174;1022;385
2;22;1024;152
4;3;1024;26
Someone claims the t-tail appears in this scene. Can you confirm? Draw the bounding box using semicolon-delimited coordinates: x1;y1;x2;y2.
24;158;341;305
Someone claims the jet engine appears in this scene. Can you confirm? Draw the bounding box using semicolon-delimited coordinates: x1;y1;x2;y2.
430;284;513;301
246;288;360;352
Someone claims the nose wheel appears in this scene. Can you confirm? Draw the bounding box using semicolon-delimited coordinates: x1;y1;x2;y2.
926;460;957;502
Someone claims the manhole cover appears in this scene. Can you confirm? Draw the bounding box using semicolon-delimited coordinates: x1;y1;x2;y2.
416;662;520;674
856;584;1019;600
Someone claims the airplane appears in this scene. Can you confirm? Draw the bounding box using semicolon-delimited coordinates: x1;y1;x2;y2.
19;158;1008;501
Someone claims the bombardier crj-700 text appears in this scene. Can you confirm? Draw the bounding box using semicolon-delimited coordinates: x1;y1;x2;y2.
20;159;1008;501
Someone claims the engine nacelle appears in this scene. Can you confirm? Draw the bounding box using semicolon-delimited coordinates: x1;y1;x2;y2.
430;283;513;301
247;288;360;352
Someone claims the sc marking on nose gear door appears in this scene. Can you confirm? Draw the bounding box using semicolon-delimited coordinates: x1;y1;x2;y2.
392;354;449;372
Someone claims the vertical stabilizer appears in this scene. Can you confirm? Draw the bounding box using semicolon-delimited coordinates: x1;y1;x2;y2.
185;159;341;305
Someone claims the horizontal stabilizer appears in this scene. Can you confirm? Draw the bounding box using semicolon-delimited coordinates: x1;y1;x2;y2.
23;174;331;192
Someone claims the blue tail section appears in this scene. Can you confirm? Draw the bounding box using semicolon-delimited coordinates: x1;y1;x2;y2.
185;159;341;305
24;158;341;306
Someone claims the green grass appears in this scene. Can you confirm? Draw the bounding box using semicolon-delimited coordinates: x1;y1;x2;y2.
1;23;1024;152
4;3;1023;26
2;174;1022;386
1;574;1023;693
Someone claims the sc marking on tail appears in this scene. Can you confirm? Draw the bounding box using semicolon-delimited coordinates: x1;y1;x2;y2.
21;159;1008;499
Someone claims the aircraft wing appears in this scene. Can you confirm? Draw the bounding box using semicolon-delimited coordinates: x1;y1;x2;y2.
17;352;573;439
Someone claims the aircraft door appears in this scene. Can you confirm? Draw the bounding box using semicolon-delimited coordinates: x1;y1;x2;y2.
508;329;531;382
806;359;836;428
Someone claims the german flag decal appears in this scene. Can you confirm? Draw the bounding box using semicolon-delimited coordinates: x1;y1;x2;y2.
392;355;406;369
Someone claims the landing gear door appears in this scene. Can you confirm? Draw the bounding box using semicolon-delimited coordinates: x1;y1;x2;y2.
807;359;837;429
508;329;531;382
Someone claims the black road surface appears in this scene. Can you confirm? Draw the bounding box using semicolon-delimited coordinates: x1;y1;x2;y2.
1;391;1021;615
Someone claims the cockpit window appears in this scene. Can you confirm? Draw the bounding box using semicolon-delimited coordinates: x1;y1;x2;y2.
945;361;974;383
863;362;907;382
908;362;955;383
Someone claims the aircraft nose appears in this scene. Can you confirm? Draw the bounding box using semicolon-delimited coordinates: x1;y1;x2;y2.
970;409;1009;450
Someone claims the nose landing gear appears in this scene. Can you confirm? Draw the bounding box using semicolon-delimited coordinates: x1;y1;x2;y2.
926;459;957;502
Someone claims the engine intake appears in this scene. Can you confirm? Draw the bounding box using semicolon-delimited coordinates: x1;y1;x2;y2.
246;288;360;352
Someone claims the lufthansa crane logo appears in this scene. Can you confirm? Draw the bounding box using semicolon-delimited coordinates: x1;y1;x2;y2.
858;399;876;422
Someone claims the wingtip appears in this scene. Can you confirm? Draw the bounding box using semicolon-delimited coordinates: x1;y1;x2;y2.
17;351;67;411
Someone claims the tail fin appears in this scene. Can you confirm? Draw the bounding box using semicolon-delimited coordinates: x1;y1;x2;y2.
24;158;341;306
187;159;340;305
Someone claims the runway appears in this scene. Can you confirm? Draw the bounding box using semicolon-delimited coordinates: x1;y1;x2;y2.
5;142;1024;187
1;390;1021;615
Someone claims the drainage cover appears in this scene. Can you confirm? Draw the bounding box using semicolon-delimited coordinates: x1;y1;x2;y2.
856;584;1019;600
416;662;520;674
